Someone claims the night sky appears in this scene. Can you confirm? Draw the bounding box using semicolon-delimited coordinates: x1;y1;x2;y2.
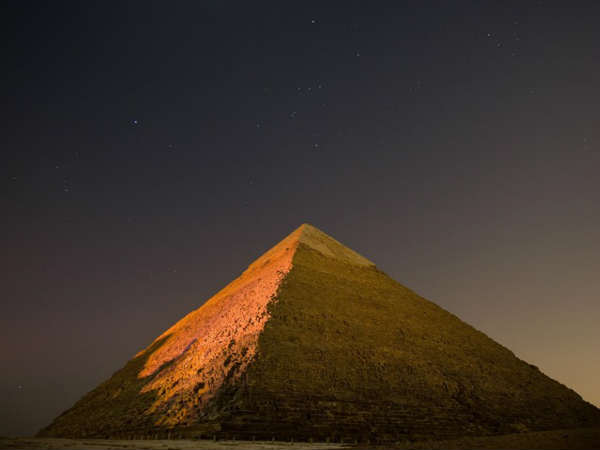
3;1;600;436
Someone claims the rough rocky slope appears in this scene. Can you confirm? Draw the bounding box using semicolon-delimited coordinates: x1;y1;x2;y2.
39;224;600;442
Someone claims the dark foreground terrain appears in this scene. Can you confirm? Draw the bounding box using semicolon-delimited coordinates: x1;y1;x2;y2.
3;427;600;450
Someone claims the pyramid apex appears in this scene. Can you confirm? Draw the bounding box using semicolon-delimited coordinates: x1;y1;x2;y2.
296;222;318;231
294;223;374;267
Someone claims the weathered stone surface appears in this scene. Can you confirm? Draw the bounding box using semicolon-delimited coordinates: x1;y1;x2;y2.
39;224;600;441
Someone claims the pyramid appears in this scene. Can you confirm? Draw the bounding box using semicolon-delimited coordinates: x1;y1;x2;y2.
39;224;600;442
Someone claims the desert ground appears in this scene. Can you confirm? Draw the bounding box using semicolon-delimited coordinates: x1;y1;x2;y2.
2;427;600;450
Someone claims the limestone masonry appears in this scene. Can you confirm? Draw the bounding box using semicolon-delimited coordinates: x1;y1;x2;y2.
39;224;600;442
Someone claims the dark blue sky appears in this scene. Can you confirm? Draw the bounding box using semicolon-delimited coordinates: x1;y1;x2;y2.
2;1;600;436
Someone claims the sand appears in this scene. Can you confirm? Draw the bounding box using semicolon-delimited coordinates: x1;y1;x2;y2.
3;427;600;450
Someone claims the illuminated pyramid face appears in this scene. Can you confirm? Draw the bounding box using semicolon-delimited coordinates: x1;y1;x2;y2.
40;224;600;442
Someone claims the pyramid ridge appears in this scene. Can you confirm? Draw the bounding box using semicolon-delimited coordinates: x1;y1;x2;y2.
242;223;373;275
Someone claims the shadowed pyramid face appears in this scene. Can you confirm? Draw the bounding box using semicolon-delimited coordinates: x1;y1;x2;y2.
39;224;600;441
